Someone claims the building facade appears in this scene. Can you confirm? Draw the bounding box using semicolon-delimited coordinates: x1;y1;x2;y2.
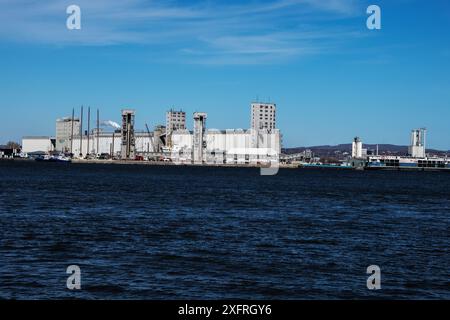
193;112;207;164
166;110;186;134
56;117;80;152
22;101;282;164
251;102;276;131
409;128;426;158
166;109;186;148
171;128;281;165
352;137;363;158
22;136;55;154
121;109;136;159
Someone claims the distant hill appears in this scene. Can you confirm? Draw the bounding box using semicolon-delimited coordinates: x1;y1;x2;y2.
283;144;449;158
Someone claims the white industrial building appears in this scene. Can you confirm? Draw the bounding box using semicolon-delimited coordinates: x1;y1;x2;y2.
22;101;282;164
22;128;281;164
69;131;156;158
171;128;281;164
22;129;157;158
352;137;363;158
352;128;428;160
409;128;426;158
22;136;55;154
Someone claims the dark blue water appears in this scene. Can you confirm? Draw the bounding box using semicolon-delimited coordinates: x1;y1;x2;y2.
1;161;449;299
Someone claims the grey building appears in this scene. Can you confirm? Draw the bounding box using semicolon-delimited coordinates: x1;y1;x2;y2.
56;117;80;152
121;109;136;159
166;109;186;147
251;102;276;131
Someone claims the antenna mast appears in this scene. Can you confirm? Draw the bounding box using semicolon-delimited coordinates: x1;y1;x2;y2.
79;106;83;157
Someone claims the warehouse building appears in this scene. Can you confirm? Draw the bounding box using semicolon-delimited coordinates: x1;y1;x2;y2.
171;128;281;164
21;136;55;154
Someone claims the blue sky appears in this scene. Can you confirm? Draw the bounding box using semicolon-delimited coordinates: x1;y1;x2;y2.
0;0;449;149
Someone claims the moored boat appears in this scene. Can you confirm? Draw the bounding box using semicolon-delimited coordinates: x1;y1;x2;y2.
35;154;71;163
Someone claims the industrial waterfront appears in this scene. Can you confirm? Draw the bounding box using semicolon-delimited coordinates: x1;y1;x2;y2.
18;102;281;167
1;101;448;172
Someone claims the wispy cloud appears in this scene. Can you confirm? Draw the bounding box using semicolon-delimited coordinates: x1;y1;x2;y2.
0;0;367;64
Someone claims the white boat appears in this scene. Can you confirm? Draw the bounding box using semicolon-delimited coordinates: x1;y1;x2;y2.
35;154;71;163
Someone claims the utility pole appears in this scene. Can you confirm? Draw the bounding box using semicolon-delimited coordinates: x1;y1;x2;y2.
111;131;116;159
79;106;83;157
97;108;100;157
111;132;115;158
70;108;74;156
87;106;90;157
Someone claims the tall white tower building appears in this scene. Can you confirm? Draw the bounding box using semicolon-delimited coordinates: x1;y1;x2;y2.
352;137;363;158
251;102;276;131
409;128;426;158
121;109;135;159
193;112;207;164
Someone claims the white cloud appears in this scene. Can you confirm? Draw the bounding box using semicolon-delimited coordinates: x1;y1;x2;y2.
0;0;365;64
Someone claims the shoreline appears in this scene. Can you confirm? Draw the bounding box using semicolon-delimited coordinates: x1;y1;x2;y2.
0;158;299;169
72;159;300;169
2;158;450;172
